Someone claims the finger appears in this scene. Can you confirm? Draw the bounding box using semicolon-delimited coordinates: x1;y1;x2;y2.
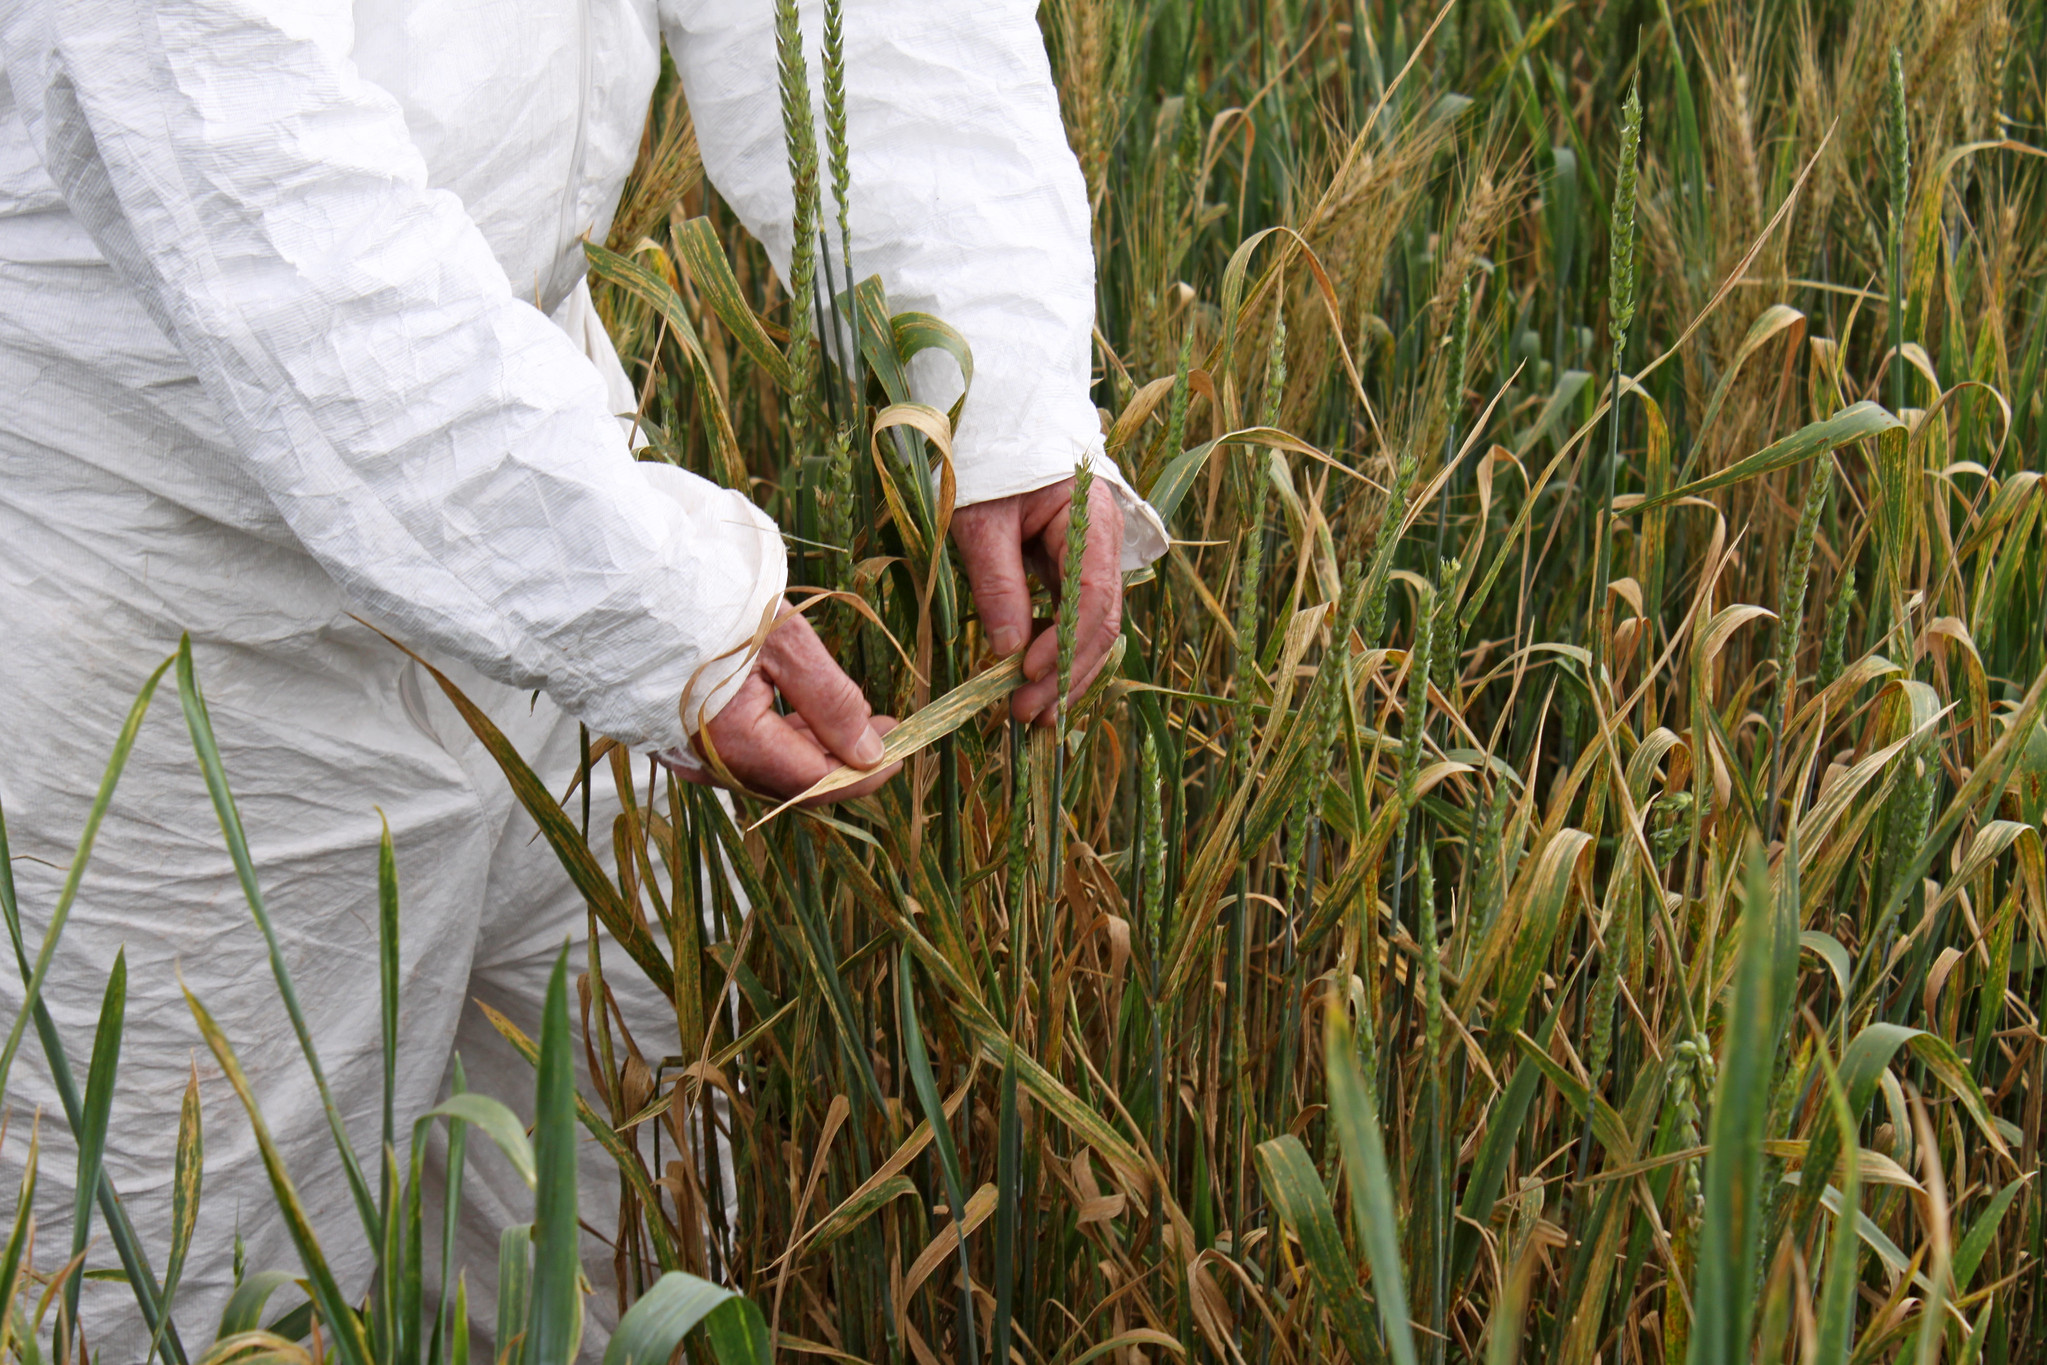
695;664;900;802
1065;484;1126;693
1006;541;1058;722
800;716;901;806
708;700;844;798
1017;483;1121;681
690;667;777;779
951;500;1035;660
759;610;887;769
1015;485;1125;724
773;714;903;802
1017;503;1070;690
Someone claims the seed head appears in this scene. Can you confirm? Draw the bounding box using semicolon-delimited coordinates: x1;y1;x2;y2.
1261;300;1288;431
1358;448;1417;651
1818;564;1856;691
1139;730;1166;954
775;0;821;392
1161;328;1194;468
1056;458;1096;725
1888;46;1911;235
1230;467;1271;769
823;0;851;243
1608;79;1643;346
1416;842;1444;1071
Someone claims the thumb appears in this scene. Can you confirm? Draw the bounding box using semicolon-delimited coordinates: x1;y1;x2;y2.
952;501;1034;659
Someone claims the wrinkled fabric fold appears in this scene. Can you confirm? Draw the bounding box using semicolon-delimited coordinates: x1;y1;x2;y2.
0;0;781;752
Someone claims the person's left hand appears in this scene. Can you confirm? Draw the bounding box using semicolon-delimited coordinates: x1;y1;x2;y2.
659;605;900;803
950;475;1124;725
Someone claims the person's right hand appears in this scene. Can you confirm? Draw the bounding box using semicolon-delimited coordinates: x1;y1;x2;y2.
951;474;1125;726
664;606;899;804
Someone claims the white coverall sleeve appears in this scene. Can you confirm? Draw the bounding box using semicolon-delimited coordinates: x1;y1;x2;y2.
0;2;786;752
662;0;1169;571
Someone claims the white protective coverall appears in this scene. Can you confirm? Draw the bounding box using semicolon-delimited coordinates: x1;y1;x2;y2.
0;0;1167;1353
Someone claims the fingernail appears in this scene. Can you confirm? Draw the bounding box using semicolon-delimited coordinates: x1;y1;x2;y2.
991;626;1025;657
855;730;886;767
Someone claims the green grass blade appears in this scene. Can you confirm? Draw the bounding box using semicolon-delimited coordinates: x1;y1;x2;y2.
416;1095;535;1192
495;1225;531;1365
1144;438;1220;527
601;1272;730;1365
2007;717;2047;828
0;781;184;1365
0;653;169;1103
471;1004;683;1273
601;1272;768;1365
1511;1032;1631;1155
10;1303;42;1365
788;1174;917;1261
174;638;381;1246
1810;1051;1860;1365
583;238;742;380
430;1055;470;1365
885;312;974;424
379;819;399;1159
897;953;978;1365
1817;1162;1866;1365
181;985;372;1365
1481;828;1594;1040
992;1045;1020;1365
1325;1008;1418;1365
367;633;675;1000
450;1274;469;1365
1;1128;38;1362
146;1069;203;1364
1633;403;1902;514
215;1270;301;1339
1803;1022;2006;1207
524;946;582;1365
1686;843;1790;1365
1952;1178;2025;1293
374;1144;402;1365
1254;1135;1379;1360
854;275;912;405
668;219;793;387
401;1129;426;1365
63;947;124;1335
263;1299;316;1345
375;820;401;1365
698;1298;773;1365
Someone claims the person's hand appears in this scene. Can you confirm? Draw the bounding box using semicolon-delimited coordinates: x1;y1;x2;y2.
950;475;1124;726
663;605;899;804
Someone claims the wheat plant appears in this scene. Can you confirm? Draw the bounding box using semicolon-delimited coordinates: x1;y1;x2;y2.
9;3;2047;1365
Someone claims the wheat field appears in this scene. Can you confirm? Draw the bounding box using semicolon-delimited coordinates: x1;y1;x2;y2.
7;2;2047;1364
